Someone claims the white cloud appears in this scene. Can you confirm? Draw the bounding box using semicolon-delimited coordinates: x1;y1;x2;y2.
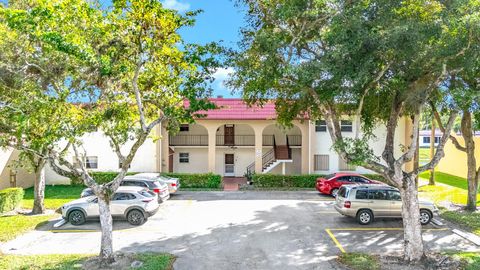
211;67;236;97
162;0;191;12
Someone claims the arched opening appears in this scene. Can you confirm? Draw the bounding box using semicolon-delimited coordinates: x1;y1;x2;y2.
215;124;256;177
262;124;302;174
168;123;209;173
215;124;255;146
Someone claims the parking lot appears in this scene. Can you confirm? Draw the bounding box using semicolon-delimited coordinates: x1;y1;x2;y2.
2;191;479;270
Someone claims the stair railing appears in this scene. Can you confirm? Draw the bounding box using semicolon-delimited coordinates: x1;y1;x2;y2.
286;136;292;159
246;147;276;174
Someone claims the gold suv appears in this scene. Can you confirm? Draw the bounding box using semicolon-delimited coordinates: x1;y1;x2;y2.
334;184;437;225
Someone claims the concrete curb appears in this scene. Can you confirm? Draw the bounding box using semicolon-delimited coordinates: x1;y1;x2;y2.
452;229;480;246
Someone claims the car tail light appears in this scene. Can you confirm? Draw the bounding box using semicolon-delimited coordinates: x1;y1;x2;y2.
171;183;177;187
344;201;351;208
153;188;160;193
142;198;154;203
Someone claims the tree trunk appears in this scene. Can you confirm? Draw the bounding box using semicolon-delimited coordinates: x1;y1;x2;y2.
98;194;115;264
31;162;46;215
462;111;477;211
399;177;425;262
466;157;478;211
429;119;435;185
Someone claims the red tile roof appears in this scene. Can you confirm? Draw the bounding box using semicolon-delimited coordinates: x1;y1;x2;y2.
188;98;278;120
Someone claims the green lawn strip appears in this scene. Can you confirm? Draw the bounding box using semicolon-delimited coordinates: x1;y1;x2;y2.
440;210;480;235
417;183;480;206
22;185;85;210
447;252;480;270
0;214;55;242
419;171;473;191
337;253;380;270
0;253;175;270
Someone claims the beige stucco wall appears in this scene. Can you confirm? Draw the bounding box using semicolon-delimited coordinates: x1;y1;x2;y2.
0;149;35;190
436;135;480;178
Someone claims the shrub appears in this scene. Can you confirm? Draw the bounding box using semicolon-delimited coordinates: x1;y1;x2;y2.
363;174;388;184
252;174;324;188
161;173;222;188
0;188;24;213
80;172;138;185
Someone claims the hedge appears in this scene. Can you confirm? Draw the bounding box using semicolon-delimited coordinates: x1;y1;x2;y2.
161;173;222;188
83;172;137;185
0;188;24;213
252;173;388;188
252;174;323;188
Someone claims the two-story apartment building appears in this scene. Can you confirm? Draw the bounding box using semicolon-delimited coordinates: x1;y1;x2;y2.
0;98;412;187
41;98;409;184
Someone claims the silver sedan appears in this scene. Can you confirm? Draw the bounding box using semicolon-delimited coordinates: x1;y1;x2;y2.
134;173;180;194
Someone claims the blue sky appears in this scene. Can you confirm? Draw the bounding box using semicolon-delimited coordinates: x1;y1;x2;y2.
176;0;245;98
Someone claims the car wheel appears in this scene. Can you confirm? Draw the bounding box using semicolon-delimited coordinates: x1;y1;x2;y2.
357;209;373;225
127;209;145;226
331;188;339;197
419;209;432;225
69;210;86;226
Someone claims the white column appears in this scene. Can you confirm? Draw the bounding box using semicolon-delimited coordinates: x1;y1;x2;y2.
254;129;263;173
208;127;216;172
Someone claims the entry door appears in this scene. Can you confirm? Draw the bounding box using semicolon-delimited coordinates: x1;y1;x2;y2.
224;125;235;145
224;154;235;176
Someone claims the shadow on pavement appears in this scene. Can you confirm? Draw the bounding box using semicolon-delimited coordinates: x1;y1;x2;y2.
170;190;334;201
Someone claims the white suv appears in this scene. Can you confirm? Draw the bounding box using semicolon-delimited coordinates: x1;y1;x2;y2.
62;186;159;226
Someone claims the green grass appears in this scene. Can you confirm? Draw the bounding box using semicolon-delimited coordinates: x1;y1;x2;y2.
419;148;431;165
0;253;175;270
418;183;480;206
419;171;473;191
337;253;380;270
22;185;85;210
0;214;54;242
441;210;480;235
418;171;480;206
448;252;480;270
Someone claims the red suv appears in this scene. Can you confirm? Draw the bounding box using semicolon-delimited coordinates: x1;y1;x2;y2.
316;173;384;197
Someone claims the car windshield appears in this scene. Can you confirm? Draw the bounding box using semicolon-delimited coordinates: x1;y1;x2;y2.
152;180;163;188
139;190;155;198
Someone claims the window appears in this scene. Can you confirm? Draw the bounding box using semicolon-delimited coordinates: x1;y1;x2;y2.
113;193;135;201
370;190;388;200
435;137;440;144
352;176;369;183
423;137;430;144
336;176;352;182
340;120;353;132
356;190;369;200
179;124;189;132
315;120;327;132
338;187;349;198
314;155;329;171
85;156;98;169
339;157;356;171
122;180;148;188
388;190;401;201
179;153;189;163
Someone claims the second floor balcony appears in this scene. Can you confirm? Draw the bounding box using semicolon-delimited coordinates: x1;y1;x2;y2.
169;134;301;147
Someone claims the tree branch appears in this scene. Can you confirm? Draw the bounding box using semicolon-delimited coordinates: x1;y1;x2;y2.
430;102;466;152
414;110;458;174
